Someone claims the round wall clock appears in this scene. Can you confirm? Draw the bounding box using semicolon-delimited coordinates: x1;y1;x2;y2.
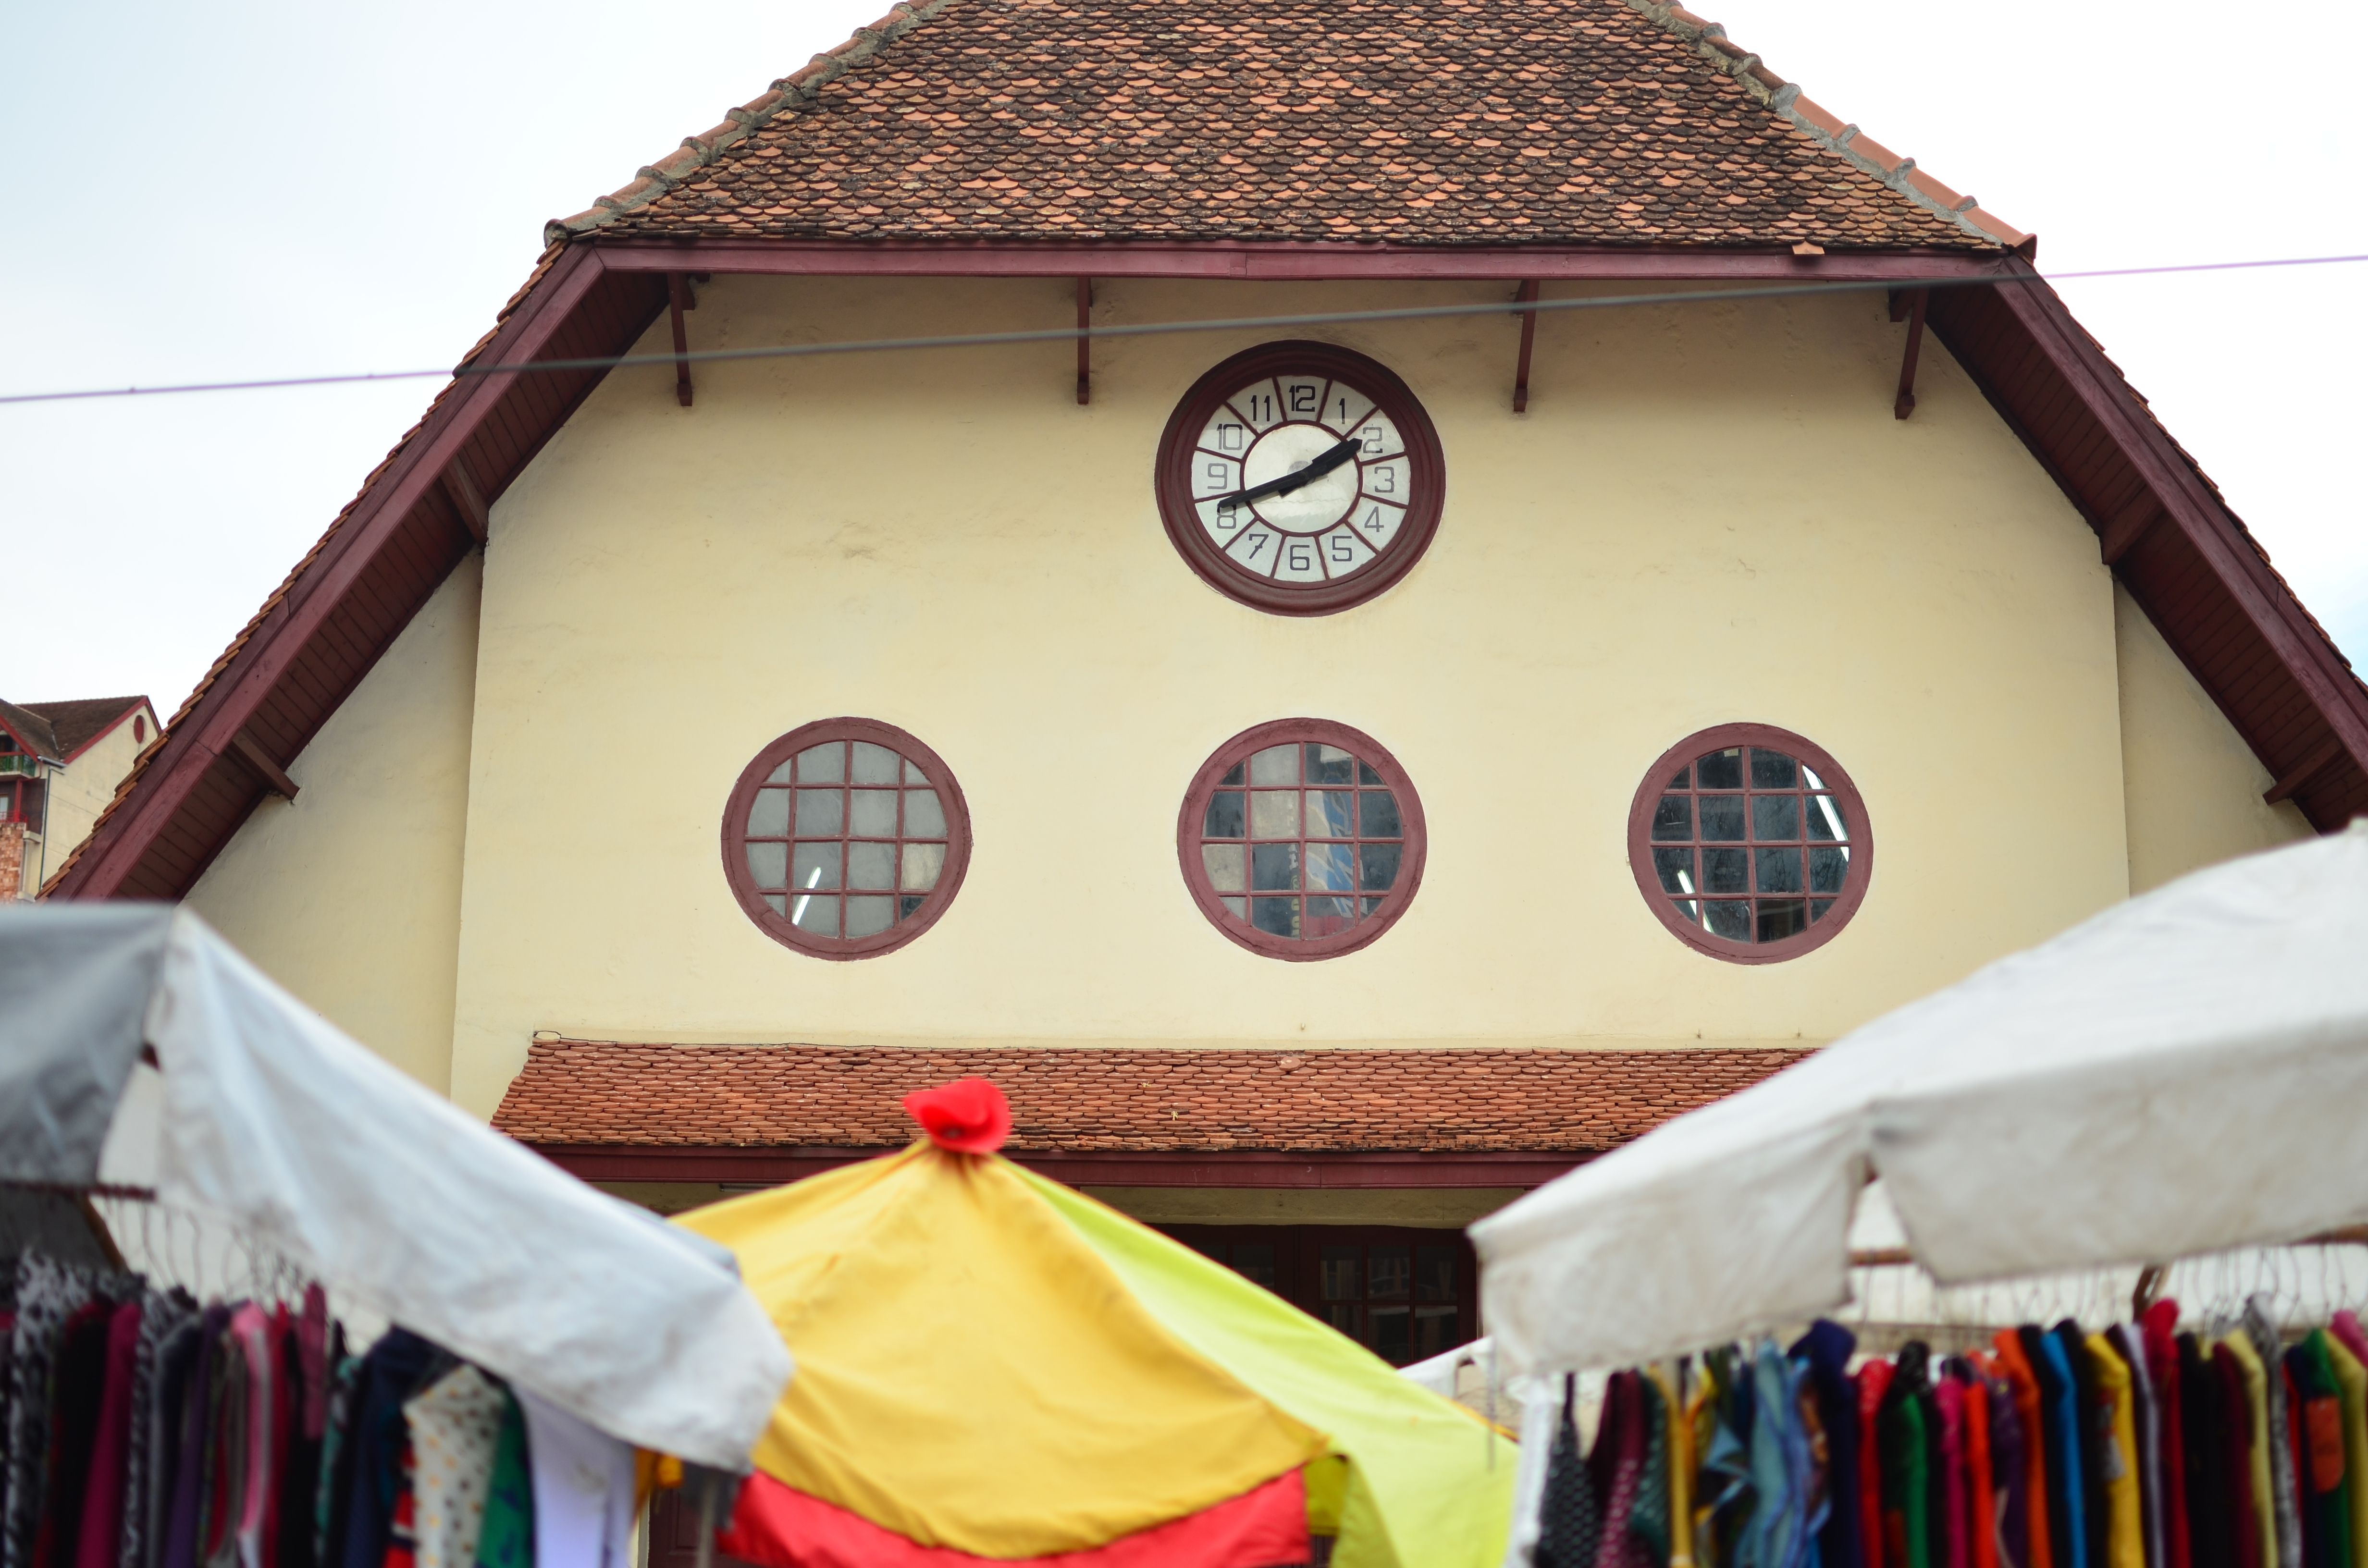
1155;341;1446;615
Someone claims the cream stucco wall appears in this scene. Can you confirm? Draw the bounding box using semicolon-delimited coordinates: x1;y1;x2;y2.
186;557;482;1090
20;702;157;898
2114;580;2311;890
442;274;2143;1115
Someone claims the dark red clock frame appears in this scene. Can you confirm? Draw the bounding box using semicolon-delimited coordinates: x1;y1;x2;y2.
1154;341;1447;616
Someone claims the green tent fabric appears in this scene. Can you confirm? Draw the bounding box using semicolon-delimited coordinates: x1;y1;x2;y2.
1022;1172;1518;1568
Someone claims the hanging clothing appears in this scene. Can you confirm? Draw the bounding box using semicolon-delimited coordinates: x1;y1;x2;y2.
2229;1332;2281;1568
1963;1364;1998;1568
9;1256;100;1568
2179;1337;2229;1568
514;1392;632;1568
315;1356;359;1568
2320;1333;2368;1568
2036;1330;2090;1568
2146;1305;2195;1568
1597;1372;1655;1568
1741;1346;1801;1568
401;1367;505;1568
2294;1336;2350;1568
2055;1323;2108;1568
2111;1324;2164;1568
337;1333;439;1568
138;1306;203;1568
1995;1333;2053;1568
1882;1350;1934;1568
469;1392;530;1568
1866;1362;1899;1568
1991;1372;2031;1568
75;1301;146;1568
2083;1334;2142;1568
1793;1323;1862;1568
1649;1365;1698;1568
1938;1377;1969;1568
2247;1303;2305;1568
1633;1370;1676;1568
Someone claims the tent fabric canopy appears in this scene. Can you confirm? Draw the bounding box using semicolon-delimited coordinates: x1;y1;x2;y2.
1473;822;2368;1376
0;904;790;1470
676;1126;1516;1568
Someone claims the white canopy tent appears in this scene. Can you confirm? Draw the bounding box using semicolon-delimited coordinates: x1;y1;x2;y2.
0;904;790;1470
1473;819;2368;1377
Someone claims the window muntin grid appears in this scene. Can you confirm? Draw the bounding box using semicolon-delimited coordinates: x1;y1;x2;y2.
1184;723;1423;959
724;721;968;959
1629;727;1870;961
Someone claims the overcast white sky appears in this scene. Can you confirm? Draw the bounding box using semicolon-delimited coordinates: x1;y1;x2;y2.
4;0;2361;713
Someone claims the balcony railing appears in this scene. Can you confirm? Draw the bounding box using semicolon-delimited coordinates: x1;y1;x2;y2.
0;755;36;778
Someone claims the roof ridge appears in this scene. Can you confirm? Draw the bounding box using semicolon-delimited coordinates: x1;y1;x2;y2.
1617;0;2028;252
545;0;963;248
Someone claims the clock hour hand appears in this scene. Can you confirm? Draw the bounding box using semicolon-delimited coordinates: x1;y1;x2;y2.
1216;433;1364;509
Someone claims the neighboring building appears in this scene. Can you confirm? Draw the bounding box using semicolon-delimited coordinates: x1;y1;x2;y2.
1;696;158;901
48;0;2363;1361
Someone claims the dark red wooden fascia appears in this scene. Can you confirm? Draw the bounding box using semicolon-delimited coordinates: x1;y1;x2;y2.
528;1142;1582;1189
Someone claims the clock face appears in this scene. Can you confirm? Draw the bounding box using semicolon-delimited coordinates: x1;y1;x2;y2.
1156;342;1445;615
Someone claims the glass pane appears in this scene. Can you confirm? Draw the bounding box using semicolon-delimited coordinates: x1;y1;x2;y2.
1414;1306;1459;1360
1307;791;1355;838
904;789;948;838
1251;897;1299;937
1702;847;1749;894
794;789;843;836
1698;796;1746;841
1306;744;1357;785
1359;790;1402;838
1361;842;1402;892
1369;1247;1410;1299
1222;896;1247;920
1671;899;1701;926
849;790;899;836
1359;760;1383;785
1667;764;1690;788
848;842;896;890
1249;744;1299;785
745;842;788;890
1221;762;1245;786
762;894;787;916
899;894;926;922
792;842;842;891
1750;748;1799;789
1809;845;1849;894
1801;765;1826;791
796;743;845;784
792;894;839;936
746;788;790;837
1361;896;1386;917
1201;844;1246;893
1324;1303;1358;1338
851;742;901;784
1705;900;1753;941
1320;1247;1361;1300
1204;791;1246;838
904;758;931;785
1696;748;1744;790
765;760;794;785
1417;1246;1456;1302
1811;898;1835;924
902;842;946;892
1651;795;1692;842
1250;791;1300;838
1305;843;1355;893
1251;843;1300;891
846;895;896;939
1755;847;1803;894
1757;898;1809;943
1652;846;1695;895
1806;795;1849;842
1233;1244;1277;1289
1304;895;1356;936
1370;1306;1412;1364
1752;795;1800;842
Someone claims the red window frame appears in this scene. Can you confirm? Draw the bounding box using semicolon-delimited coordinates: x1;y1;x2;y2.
1626;723;1874;964
720;718;973;961
1159;1225;1480;1368
1154;340;1447;617
1176;719;1427;962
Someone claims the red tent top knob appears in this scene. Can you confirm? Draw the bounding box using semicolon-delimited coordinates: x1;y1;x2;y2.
902;1078;1013;1154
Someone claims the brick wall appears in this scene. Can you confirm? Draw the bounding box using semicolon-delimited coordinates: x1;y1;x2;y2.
0;821;22;901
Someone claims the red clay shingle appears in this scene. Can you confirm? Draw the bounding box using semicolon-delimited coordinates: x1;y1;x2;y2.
551;0;2008;251
493;1039;1806;1154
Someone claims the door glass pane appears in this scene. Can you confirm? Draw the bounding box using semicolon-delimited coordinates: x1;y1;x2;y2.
1369;1247;1410;1299
1320;1247;1361;1300
1370;1305;1412;1364
1416;1246;1457;1302
1413;1306;1459;1360
1232;1244;1277;1290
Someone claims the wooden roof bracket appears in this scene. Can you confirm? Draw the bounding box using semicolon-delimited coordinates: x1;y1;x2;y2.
1075;278;1093;405
1890;287;1928;419
441;454;490;545
2266;734;2345;805
2099;496;2165;566
1511;281;1541;414
667;272;697;407
226;729;299;801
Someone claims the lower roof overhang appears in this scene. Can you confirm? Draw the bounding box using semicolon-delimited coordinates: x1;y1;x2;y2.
536;1143;1583;1189
47;239;2368;901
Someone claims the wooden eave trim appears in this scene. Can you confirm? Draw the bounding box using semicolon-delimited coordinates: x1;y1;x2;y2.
51;702;153;766
52;246;612;900
1994;270;2368;762
527;1141;1586;1189
590;237;2017;283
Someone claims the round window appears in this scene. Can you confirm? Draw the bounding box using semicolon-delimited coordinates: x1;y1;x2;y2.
722;719;971;959
1154;342;1446;616
1177;720;1426;960
1627;724;1871;963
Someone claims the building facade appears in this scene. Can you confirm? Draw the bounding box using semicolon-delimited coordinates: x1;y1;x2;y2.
48;0;2362;1362
2;696;157;901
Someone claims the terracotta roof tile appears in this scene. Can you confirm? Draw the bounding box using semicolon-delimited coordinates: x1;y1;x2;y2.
549;0;2014;251
492;1039;1807;1154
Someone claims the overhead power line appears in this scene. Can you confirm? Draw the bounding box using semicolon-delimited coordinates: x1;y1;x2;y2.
2;251;2363;409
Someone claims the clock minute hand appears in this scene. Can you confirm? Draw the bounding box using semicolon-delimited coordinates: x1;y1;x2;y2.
1217;433;1364;509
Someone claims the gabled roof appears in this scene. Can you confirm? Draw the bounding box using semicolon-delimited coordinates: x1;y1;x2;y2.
46;1;2368;903
493;1039;1807;1154
16;697;152;763
0;700;61;761
550;0;2020;251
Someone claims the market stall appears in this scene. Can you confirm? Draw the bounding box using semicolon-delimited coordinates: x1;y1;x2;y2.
0;904;792;1568
676;1077;1517;1568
